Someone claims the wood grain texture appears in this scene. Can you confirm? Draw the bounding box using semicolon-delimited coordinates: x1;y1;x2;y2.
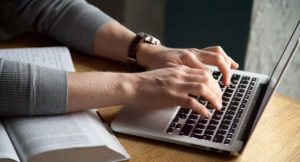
1;33;299;162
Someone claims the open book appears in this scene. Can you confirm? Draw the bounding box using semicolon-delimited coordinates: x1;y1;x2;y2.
0;47;130;162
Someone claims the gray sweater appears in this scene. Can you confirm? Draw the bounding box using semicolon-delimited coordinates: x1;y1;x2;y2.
0;0;113;116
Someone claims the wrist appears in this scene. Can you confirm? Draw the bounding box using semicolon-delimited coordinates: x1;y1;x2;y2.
116;73;137;105
136;43;167;69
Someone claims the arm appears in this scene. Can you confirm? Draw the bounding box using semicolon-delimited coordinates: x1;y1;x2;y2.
0;59;67;116
6;0;237;118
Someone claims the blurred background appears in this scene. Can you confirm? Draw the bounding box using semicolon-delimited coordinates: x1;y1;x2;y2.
0;0;299;99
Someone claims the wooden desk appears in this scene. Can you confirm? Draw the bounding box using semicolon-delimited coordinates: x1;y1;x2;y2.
1;33;300;162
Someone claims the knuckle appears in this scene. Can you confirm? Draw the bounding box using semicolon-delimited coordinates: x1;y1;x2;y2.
171;71;183;78
181;50;195;59
185;97;195;106
188;48;198;51
202;77;210;84
196;83;205;93
215;46;223;52
215;54;224;64
201;69;212;78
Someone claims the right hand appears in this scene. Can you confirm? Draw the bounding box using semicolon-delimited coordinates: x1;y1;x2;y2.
123;64;222;118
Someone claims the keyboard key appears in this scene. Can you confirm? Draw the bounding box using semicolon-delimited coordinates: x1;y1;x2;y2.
230;101;240;106
225;88;234;94
178;113;187;119
191;110;199;115
222;101;229;107
214;111;223;115
196;124;206;129
204;130;214;136
193;128;203;134
206;104;214;110
186;119;196;125
203;135;212;141
173;117;179;123
222;119;231;125
207;124;217;130
191;133;203;139
234;118;240;124
241;76;250;81
224;139;231;145
179;124;193;136
212;114;222;120
224;114;234;120
222;96;231;102
209;119;219;126
167;127;174;134
219;124;229;130
188;114;198;120
175;124;182;130
223;92;231;98
231;74;240;82
228;106;237;111
229;128;235;134
227;134;233;139
179;107;190;114
198;119;208;124
217;129;227;135
213;135;225;143
227;110;235;115
171;122;177;127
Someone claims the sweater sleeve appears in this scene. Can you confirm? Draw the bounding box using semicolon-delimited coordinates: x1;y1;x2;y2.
0;58;68;116
13;0;115;55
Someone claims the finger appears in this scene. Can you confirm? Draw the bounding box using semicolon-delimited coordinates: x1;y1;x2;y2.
175;95;211;118
202;46;240;69
229;56;239;69
202;47;231;65
176;82;222;110
180;51;212;73
192;51;231;86
179;74;222;99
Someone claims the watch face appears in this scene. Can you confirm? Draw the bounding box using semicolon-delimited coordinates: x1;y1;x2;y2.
138;32;161;45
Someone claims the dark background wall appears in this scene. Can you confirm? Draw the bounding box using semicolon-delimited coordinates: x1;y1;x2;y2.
165;0;253;68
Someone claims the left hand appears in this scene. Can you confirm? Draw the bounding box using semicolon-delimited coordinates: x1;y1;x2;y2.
136;44;239;86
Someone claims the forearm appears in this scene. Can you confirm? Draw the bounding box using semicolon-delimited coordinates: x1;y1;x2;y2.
67;72;132;112
0;59;67;116
93;21;135;63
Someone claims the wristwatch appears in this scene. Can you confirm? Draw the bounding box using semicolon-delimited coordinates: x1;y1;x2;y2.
127;32;161;71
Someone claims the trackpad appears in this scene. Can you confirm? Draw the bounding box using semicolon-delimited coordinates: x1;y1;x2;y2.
111;106;178;133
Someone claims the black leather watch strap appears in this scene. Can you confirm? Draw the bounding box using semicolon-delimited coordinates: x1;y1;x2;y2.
127;34;146;71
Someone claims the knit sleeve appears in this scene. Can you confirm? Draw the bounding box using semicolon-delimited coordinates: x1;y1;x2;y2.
13;0;115;55
0;58;68;116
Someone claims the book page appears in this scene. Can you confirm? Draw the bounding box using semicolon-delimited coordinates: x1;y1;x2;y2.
0;47;75;72
0;121;20;162
3;111;107;162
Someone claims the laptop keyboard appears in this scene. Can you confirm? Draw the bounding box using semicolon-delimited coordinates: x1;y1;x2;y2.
166;71;257;145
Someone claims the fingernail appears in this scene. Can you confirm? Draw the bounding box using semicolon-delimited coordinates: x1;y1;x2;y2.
235;63;239;68
206;111;211;118
218;102;222;110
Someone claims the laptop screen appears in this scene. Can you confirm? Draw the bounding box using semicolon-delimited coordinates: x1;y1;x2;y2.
249;21;300;134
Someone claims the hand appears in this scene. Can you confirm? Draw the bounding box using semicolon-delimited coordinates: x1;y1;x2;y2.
123;65;223;118
137;44;239;86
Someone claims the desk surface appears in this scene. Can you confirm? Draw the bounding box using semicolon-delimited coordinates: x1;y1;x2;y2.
1;33;300;162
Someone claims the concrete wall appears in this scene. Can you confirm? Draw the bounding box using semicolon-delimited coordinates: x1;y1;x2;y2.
245;0;300;99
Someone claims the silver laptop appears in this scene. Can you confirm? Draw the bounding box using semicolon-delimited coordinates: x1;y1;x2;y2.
111;21;300;155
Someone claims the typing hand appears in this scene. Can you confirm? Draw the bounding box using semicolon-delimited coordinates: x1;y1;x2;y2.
123;65;223;118
136;45;239;86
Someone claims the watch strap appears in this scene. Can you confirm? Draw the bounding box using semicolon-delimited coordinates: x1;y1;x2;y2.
127;34;146;71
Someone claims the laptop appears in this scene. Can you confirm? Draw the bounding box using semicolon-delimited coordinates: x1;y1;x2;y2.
111;21;300;155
